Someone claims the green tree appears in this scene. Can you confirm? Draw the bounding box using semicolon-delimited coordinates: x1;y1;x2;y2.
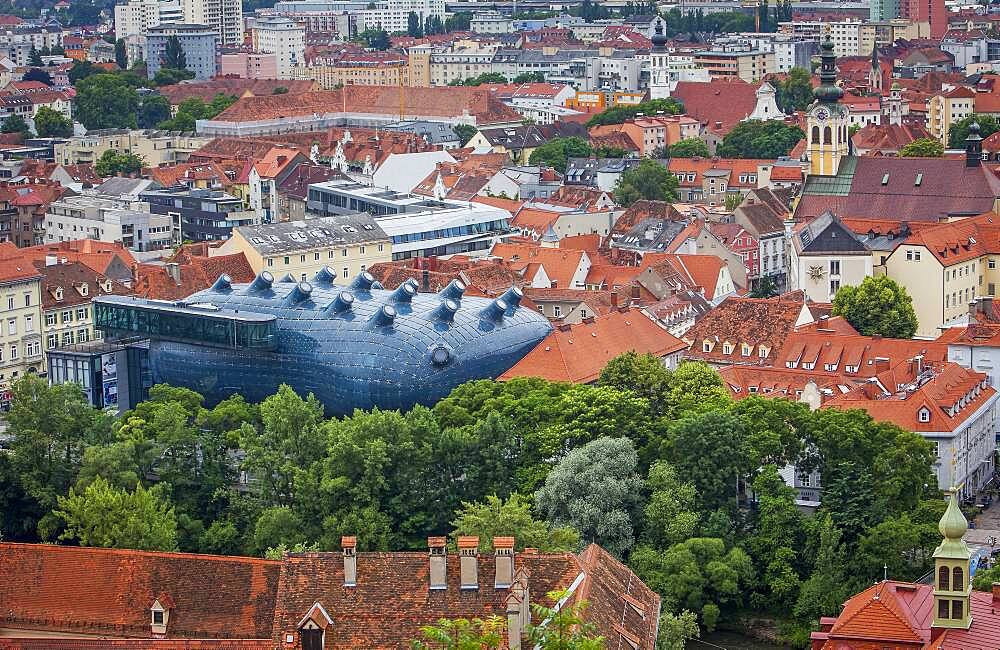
717;120;805;159
407;11;423;37
656;610;700;650
586;98;684;127
163;35;186;70
365;29;391;50
22;68;52;85
668;411;746;513
948;114;1000;148
534;437;644;558
730;396;807;469
613;159;679;207
526;590;604;649
138;95;172;129
68;60;99;84
513;71;545;83
450;493;580;552
831;275;918;338
664;361;730;420
597;351;672;414
973;563;1000;591
641;461;700;548
748;465;805;609
33;106;72;137
115;38;127;69
55;477;177;551
453;124;477;146
775;67;814;113
0;113;30;139
152;67;195;86
899;137;944;157
28;46;42;66
792;515;852;633
411;617;505;649
74;73;141;130
527;136;592;173
445;11;471;31
668;138;710;158
251;506;306;555
749;276;778;298
95;149;145;177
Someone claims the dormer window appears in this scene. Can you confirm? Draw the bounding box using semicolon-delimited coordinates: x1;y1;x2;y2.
153;610;164;626
722;342;734;354
150;598;171;635
79;283;88;296
742;343;752;356
54;287;63;301
919;407;931;423
702;340;713;353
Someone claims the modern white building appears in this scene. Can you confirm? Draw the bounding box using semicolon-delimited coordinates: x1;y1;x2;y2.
181;0;243;46
252;16;304;79
114;0;183;39
361;0;444;33
44;196;175;253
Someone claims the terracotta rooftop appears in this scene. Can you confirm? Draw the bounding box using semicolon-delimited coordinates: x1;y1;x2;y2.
155;79;319;106
500;307;686;383
35;260;130;310
18;240;135;280
683;294;808;365
672;79;759;133
134;246;255;301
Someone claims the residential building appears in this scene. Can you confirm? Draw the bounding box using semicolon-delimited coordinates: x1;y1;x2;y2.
44;196;174;252
247;147;310;224
0;248;43;396
692;45;774;83
524;288;628;324
251;16;304;79
733;187;795;289
789;211;873;304
590;115;701;157
489;241;592;289
37;259;129;354
928;86;975;144
19;240;137;286
667;157;786;204
900;0;947;39
114;0;182;39
470;11;512;34
215;213;391;281
299;52;410;89
145;23;219;81
635;253;738;306
181;0;244;45
0;538;658;649
466;122;586;165
54;130;213;167
218;51;278;79
779;19;864;57
500;307;688;382
274;163;342;221
141;186;258;242
361;0;445;34
869;0;899;21
133;241;255;300
940;299;1000;387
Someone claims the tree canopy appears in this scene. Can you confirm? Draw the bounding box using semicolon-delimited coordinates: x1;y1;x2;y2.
899;138;944;157
948;114;1000;148
613;159;679;207
527;136;595;173
717;120;805;159
33;106;73;138
832;276;919;338
94;150;145;177
586;98;684;127
774;67;814;113
74;73;141;130
668;138;711;158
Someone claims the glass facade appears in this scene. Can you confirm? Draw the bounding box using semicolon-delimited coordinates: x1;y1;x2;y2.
106;276;553;415
94;300;277;350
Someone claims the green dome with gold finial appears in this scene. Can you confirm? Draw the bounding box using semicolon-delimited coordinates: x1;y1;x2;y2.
934;488;971;560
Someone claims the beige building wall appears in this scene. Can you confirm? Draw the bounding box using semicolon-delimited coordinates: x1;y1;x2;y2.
884;244;945;338
928;94;974;144
0;276;44;389
408;46;432;87
216;230;393;281
54;131;212;166
43;302;99;353
299;63;411;89
796;253;872;303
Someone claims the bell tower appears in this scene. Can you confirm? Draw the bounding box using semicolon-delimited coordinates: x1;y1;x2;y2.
649;18;670;100
806;33;850;177
932;488;972;630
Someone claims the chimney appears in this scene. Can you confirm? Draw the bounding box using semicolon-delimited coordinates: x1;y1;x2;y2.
422;268;430;292
992;582;1000;602
428;537;447;590
342;536;357;587
494;537;514;588
610;291;619;308
981;295;995;319
165;262;181;284
458;536;479;590
45;253;57;266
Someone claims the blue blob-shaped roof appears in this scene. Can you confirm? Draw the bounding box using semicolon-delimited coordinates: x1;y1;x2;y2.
144;271;553;414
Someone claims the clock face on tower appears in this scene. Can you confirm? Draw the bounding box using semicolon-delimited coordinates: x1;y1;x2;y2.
815;107;830;121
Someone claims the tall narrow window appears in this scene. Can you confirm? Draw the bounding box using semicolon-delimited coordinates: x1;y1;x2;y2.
952;567;963;591
823;126;832;144
938;566;950;591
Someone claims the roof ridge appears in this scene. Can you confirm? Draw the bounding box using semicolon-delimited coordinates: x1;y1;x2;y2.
0;542;281;565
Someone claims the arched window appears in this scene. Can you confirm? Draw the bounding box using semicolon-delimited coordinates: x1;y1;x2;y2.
823;126;832;144
952;566;964;591
811;125;820;144
938;566;950;590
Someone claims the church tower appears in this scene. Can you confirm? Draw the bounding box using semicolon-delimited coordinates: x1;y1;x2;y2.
885;82;902;126
806;33;850;177
868;44;883;94
649;18;670;100
932;488;972;630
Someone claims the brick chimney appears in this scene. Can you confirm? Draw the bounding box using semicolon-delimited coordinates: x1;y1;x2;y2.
458;536;479;590
342;536;357;587
494;537;514;588
428;537;447;590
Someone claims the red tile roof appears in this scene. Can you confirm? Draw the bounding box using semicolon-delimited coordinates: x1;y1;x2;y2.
672;79;759;133
0;543;281;639
491;242;589;289
212;86;523;127
19;240;137;279
134;247;255;301
684;294;806;364
500;307;686;383
155;79;319;106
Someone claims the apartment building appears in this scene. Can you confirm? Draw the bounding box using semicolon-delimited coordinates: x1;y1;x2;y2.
692;45;774;83
927;86;975;144
54;130;213;167
181;0;243;45
252;16;304;79
425;42;499;86
713;34;816;73
146;23;219;80
38;260;129;354
114;0;182;39
780;19;863;57
0;255;43;395
361;0;444;33
300;53;409;89
44;196;174;253
140;186;257;242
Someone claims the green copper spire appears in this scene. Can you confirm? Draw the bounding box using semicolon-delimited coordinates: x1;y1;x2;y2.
934;488;971;560
814;34;844;104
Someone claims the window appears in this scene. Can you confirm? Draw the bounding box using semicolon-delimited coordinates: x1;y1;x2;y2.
342;267;349;279
300;255;306;263
830;279;840;295
952;600;963;620
5;296;12;310
76;308;86;320
26;340;39;356
553;306;561;317
991;259;996;269
9;344;16;360
342;248;348;256
152;610;164;626
6;318;14;335
919;408;931;423
46;334;56;349
267;258;274;267
284;256;290;265
580;308;588;318
798;473;811;487
952;567;963;591
328;250;334;259
742;343;751;356
933;441;940;457
378;243;384;252
61;331;73;346
62;311;72;323
24;294;30;307
702;341;712;352
360;246;366;254
24;315;32;333
938;598;950;620
45;313;55;326
722;342;733;354
939;566;951;591
77;328;89;343
829;260;840;275
314;252;320;261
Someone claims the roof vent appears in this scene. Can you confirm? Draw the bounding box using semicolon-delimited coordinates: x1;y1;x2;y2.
430;345;451;366
247;271;274;294
350;271;376;292
435;299;460;322
501;286;523;312
325;291;355;315
440;279;466;302
312;266;337;285
481;298;508;322
371;280;385;290
881;173;889;185
370;304;397;327
210;274;232;293
279;272;296;283
391;282;417;303
284;281;313;306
